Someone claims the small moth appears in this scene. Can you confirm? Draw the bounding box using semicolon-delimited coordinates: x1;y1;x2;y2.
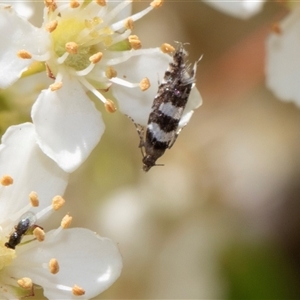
5;212;37;249
133;43;199;172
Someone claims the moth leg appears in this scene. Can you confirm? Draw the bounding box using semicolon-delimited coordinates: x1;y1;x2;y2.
126;115;146;157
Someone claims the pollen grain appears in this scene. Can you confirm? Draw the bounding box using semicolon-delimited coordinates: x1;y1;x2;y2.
61;214;72;228
29;191;39;207
72;285;85;296
52;195;65;210
49;258;60;274
17;50;32;59
33;227;45;242
17;277;33;290
1;175;14;186
139;77;150;91
161;43;175;54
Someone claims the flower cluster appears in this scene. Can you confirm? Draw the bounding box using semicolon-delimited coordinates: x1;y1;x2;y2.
0;0;202;298
0;123;122;299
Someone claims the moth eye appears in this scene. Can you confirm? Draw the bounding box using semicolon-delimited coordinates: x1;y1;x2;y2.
174;89;181;97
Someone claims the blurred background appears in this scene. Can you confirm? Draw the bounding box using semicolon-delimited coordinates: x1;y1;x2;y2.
2;1;300;299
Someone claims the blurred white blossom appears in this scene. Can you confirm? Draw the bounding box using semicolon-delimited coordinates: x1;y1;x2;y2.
203;0;265;19
0;123;122;299
266;6;300;105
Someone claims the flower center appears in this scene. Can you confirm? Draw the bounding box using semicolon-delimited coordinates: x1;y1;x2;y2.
51;17;102;71
0;237;15;271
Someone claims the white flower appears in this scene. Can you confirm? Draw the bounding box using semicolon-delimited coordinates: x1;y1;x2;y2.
0;123;122;299
0;0;197;173
203;0;265;19
266;6;300;105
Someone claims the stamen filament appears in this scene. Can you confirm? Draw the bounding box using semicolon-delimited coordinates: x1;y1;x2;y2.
109;77;140;88
78;77;109;104
110;5;153;31
75;62;96;77
57;52;70;64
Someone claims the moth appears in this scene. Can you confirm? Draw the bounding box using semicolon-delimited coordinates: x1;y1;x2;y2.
134;43;199;172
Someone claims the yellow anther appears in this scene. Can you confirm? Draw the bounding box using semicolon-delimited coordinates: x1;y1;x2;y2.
65;42;78;54
89;52;103;64
150;0;163;8
17;277;33;290
33;227;45;242
44;0;57;11
50;82;63;91
105;99;117;113
49;258;60;274
139;77;150;91
70;0;80;8
17;50;32;59
0;175;13;186
52;195;65;210
128;35;141;50
160;43;175;54
46;20;58;32
105;66;117;79
96;0;106;6
29;191;39;207
124;18;134;30
72;285;85;296
61;214;72;228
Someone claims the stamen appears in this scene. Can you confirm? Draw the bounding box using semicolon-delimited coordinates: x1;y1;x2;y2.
124;18;134;30
50;82;63;91
65;42;78;54
150;0;163;8
61;214;72;228
52;195;65;211
46;64;56;80
29;191;39;207
78;77;109;104
70;0;80;8
105;99;117;113
0;175;13;186
17;50;32;59
96;0;106;6
72;285;85;296
17;277;33;290
89;52;103;64
46;20;58;33
75;63;96;77
57;52;70;64
161;43;175;54
139;77;150;91
110;3;153;31
33;227;45;242
49;258;60;274
44;0;57;12
105;66;117;79
109;77;141;88
128;35;141;50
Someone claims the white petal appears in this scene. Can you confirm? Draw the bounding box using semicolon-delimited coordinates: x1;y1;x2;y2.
111;48;172;125
11;2;34;19
266;8;300;105
10;228;123;299
0;123;68;219
0;6;50;88
179;87;203;128
31;76;105;173
203;0;265;19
